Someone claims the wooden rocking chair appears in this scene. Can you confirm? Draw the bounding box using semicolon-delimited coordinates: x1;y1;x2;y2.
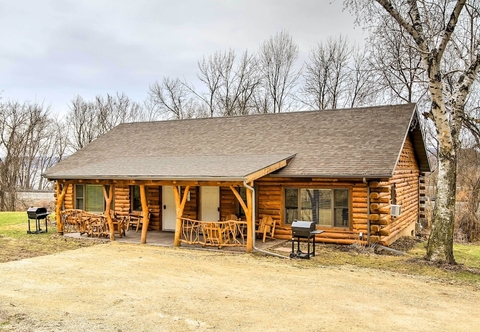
255;216;276;243
226;214;239;221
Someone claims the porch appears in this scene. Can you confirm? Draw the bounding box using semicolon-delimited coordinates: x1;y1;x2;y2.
64;230;285;253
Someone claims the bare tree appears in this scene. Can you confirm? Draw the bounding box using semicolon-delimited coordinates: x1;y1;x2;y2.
35;116;69;190
193;49;261;117
345;0;480;263
258;30;300;113
148;77;198;120
345;45;378;108
0;101;51;210
216;50;260;116
196;52;224;117
67;93;145;152
302;36;373;109
66;95;97;151
456;141;480;242
302;39;334;110
367;17;427;104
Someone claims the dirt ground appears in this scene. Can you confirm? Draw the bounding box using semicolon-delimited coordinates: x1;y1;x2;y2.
0;242;479;332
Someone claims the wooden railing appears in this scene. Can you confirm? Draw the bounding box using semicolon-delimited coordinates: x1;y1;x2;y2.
180;218;247;248
61;209;127;238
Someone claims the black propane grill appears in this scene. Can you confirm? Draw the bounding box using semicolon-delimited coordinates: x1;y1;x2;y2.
27;207;50;234
290;220;323;259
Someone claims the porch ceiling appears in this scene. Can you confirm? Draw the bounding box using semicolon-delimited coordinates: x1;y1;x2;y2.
44;153;295;182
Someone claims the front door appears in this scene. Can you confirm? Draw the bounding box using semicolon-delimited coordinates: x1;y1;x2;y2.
200;186;220;221
162;186;176;231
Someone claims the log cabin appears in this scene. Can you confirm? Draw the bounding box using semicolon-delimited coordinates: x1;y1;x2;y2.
43;104;430;252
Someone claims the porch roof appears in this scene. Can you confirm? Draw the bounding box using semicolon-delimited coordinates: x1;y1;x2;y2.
43;153;295;182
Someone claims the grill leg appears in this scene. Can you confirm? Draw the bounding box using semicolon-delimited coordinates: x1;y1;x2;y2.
312;235;316;257
307;237;311;258
290;238;294;258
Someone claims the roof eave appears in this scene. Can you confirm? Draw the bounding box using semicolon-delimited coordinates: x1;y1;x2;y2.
43;175;247;182
268;173;393;179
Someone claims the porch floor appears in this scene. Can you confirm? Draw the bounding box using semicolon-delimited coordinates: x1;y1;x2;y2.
64;230;286;254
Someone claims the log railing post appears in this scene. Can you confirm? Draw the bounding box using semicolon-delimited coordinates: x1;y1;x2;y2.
173;186;190;246
245;184;253;253
55;181;69;235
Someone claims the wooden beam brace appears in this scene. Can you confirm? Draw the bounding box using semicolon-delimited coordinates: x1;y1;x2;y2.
245;160;288;183
140;184;150;244
229;186;248;214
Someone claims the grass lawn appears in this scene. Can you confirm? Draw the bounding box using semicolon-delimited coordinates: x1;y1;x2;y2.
0;211;103;263
1;211;480;286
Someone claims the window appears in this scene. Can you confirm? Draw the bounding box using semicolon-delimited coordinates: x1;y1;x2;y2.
131;185;143;211
237;187;247;217
390;183;397;205
75;184;110;213
75;184;84;210
284;188;349;227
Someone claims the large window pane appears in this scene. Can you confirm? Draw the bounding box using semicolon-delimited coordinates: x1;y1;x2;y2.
300;189;331;225
284;188;298;224
75;184;84;210
86;185;104;212
284;187;349;227
237;187;247;217
333;189;349;227
131;186;142;211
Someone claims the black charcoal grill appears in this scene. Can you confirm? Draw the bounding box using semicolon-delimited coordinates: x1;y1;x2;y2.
27;207;50;234
290;220;323;259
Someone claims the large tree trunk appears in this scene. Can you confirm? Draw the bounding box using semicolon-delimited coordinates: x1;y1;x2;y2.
425;78;457;263
426;150;456;263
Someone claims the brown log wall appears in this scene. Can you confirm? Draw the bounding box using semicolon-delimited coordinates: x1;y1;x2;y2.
220;187;238;220
374;135;420;245
114;186;130;215
256;184;282;222
182;187;198;221
64;184;74;209
147;187;161;230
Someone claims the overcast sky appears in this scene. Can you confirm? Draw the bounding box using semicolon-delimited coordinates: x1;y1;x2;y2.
0;0;366;115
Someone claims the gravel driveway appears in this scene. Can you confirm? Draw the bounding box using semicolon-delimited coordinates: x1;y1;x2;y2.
0;242;479;331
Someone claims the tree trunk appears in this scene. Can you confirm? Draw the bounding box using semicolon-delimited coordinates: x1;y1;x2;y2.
426;150;456;263
426;79;457;263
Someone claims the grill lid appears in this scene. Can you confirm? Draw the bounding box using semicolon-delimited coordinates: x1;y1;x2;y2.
291;220;316;231
27;207;49;219
291;220;316;237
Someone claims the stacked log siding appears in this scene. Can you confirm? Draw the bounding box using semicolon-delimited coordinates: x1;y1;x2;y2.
378;135;420;245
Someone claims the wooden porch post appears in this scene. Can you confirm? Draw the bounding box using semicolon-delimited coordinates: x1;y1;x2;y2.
229;185;253;253
55;181;69;235
173;185;190;247
245;184;253;253
140;184;150;244
103;184;115;241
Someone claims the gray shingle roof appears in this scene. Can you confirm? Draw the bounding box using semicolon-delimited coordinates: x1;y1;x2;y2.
44;104;430;180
